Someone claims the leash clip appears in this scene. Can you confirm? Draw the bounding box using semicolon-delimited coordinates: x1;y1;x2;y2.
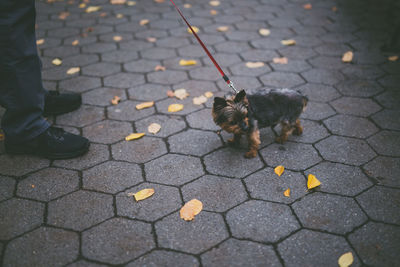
228;81;239;94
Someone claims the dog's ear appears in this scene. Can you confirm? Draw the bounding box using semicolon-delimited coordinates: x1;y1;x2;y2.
234;90;246;103
213;97;227;110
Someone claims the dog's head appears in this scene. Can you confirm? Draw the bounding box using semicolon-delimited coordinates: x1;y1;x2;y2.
212;90;250;134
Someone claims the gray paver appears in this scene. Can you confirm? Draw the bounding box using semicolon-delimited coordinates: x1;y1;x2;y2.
112;137;167;163
374;89;400;109
302;69;345;85
82;87;127;107
82;120;132;144
330;97;381;117
59;76;101;93
81;62;120;77
187;108;220;131
363;157;400;187
0;155;49;177
168;129;222;156
104;73;145;88
323;114;379;139
56;105;105;127
371;109;400;131
301;101;336;121
0;176;15;202
287;120;329;143
107;100;155;121
67;260;107;267
260;72;305;88
135;114;186;137
128;250;199;267
128;83;170;101
367;130;400;157
335;80;383;97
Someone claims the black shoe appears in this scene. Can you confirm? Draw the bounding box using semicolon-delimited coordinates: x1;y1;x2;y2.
43;91;82;116
5;127;90;159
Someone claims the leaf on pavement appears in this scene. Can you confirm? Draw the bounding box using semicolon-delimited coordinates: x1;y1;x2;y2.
86;6;101;13
204;91;214;98
140;19;149;26
274;165;285;176
179;59;197;66
110;0;126;4
246;61;265;68
209;0;220;6
113;35;123;42
36;39;45;45
133;188;155;201
127;1;136;6
284;188;290;197
79;3;86;8
125;133;145;141
167;90;175;97
71;39;79;46
52;58;62;66
184;3;192;8
259;28;271;36
217;26;229;32
210;10;218;15
154;65;166;71
147;37;157;43
193;95;208;105
307;174;321;189
388;55;398;61
116;13;124;18
281;39;296;46
180;199;203;221
273;57;288;64
342;51;353;63
187;26;199;34
0;132;4;141
110;95;121;105
174;88;189;100
154;0;165;3
58;11;70;20
148;123;161;134
66;67;80;75
136;101;154;110
303;3;312;9
168;104;184;112
338;252;354;267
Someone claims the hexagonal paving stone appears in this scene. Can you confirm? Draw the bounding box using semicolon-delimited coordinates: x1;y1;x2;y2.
83;161;142;194
43;46;79;57
59;76;101;93
3;227;78;267
82;87;126;106
187;108;220;131
66;260;107;267
112;137;167;164
174;80;218;96
128;251;198;267
302;69;346;85
82;218;155;265
324;114;379;138
374;89;400;109
104;73;145;88
128;83;170;101
230;62;271;77
135;114;186;138
107;100;155;121
17;168;79;201
145;154;204;186
287;120;329;143
83;120;132;144
102;50;139;63
278;229;360;267
156;97;204;115
260;72;305;88
227;200;300;243
57;105;105;127
141;47;176;60
316;136;376;165
168;129;222;156
356;186;400;225
53;143;109;170
156;37;190;48
201;238;282;267
178;44;213;57
47;190;113;231
116;183;181;221
330;97;381;117
367;130;400;157
309;56;345;70
348;222;400;267
203;53;242;68
296;83;340;102
341;64;385;80
148;69;188;85
336;80;383;97
182;175;247;212
364;157;400;187
245;168;307;204
0;155;49;177
189;67;220;81
308;162;372;196
82;43;116;54
155;211;228;254
0;198;44;240
271;59;312;73
378;74;400;88
124;59;160;73
251;38;284;50
301;101;336;121
293;193;367;234
82;62;120;77
215;41;251;53
61;54;99;67
0;176;15;202
240;49;279;62
204;147;264;178
260;142;322;171
371;109;400;131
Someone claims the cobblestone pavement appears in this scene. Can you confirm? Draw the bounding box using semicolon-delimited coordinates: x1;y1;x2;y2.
1;0;400;266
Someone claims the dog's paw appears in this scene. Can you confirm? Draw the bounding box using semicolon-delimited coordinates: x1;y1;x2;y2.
275;136;286;144
293;126;303;136
227;138;240;146
244;150;257;158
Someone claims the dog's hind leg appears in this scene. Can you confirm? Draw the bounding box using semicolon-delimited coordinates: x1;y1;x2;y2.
275;121;295;144
293;119;303;136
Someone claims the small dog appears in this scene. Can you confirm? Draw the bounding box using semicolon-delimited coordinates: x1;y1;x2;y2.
212;88;308;158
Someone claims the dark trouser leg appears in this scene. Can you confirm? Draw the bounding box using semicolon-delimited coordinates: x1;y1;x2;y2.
0;0;50;144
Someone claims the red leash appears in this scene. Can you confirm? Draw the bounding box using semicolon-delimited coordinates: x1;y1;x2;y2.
169;0;239;93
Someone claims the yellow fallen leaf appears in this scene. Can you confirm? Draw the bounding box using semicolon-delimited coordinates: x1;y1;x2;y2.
274;165;284;176
179;59;197;66
154;0;164;2
338;252;354;267
125;133;145;141
140;19;149;26
193;95;208;105
273;57;288;64
110;95;121;105
388;55;398;61
72;39;79;46
66;67;80;75
111;0;126;4
36;39;45;45
113;35;122;42
116;13;124;18
168;104;184;112
204;91;214;98
86;6;101;13
187;26;199;34
174;88;189;100
99;12;108;17
284;188;290;197
136;101;154;110
217;26;229;32
0;132;4;141
210;9;218;15
184;3;192;8
58;11;70;20
154;65;166;71
307;174;321;189
180;199;203;221
209;0;220;6
52;58;62;66
259;28;271;36
133;188;154;201
147;37;157;43
342;51;353;63
303;3;312;9
281;39;296;46
79;3;86;8
148;123;161;134
127;1;136;6
246;61;265;68
31;184;35;188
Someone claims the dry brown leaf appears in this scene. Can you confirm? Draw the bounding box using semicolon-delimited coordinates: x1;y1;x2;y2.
180;199;203;221
140;19;149;26
79;3;86;8
148;123;161;134
52;58;62;66
125;133;145;141
209;0;220;6
204;91;214;98
71;39;79;46
284;188;290;197
86;6;101;13
193;95;208;105
184;3;192;8
58;11;70;20
110;95;121;105
273;57;288;64
99;12;107;17
217;26;229;32
154;0;164;3
246;61;265;68
259;28;271;36
174;88;189;100
303;3;312;9
168;104;184;112
338;252;354;267
281;39;296;46
146;37;157;43
113;35;123;42
154;65;166;71
133;188;155;201
127;1;136;6
332;6;338;12
388;55;398;61
210;9;218;15
66;67;80;75
179;59;197;66
167;90;175;98
36;39;45;45
136;101;154;110
110;0;126;4
342;51;353;63
187;26;199;34
307;174;321;189
31;184;35;188
86;27;94;32
116;13;124;18
274;165;284;176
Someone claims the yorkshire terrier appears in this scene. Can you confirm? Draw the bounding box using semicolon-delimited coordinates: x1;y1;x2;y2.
212;88;308;158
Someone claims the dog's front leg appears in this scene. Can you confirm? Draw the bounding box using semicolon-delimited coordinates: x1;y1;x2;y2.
245;128;260;158
228;133;242;146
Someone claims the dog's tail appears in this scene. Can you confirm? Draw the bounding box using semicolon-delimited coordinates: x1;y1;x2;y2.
302;95;308;112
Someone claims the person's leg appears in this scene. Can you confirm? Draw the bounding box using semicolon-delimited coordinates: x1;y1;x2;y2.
0;0;49;144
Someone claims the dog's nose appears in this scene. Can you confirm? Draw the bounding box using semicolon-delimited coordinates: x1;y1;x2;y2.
240;121;248;131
